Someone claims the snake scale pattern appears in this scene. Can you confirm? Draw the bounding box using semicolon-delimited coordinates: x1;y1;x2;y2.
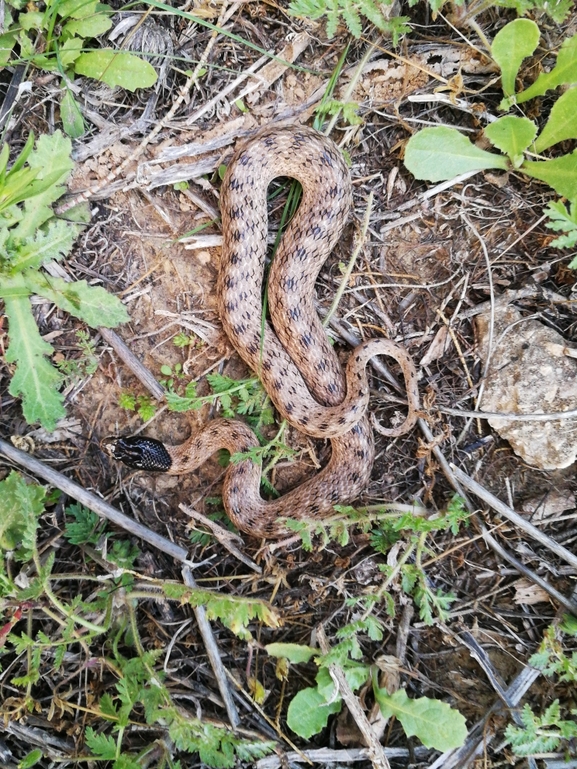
104;125;419;538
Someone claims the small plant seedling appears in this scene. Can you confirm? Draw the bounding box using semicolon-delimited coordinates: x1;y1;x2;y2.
0;132;129;430
505;620;577;757
288;0;410;41
403;20;577;253
1;470;279;767
0;0;157;137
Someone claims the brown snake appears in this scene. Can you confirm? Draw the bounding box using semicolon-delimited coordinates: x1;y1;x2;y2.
104;125;420;538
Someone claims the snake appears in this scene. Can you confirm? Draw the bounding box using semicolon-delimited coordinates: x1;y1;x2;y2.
103;125;420;539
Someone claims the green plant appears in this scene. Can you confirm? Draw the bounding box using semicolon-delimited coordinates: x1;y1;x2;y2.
56;328;99;382
119;391;158;422
0;470;279;766
266;623;468;749
505;618;577;757
0;0;157;137
404;20;577;252
288;0;410;41
0;131;129;430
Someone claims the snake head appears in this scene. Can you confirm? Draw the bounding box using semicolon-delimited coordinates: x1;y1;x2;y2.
101;436;172;472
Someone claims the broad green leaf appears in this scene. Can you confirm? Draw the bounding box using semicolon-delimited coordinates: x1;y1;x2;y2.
491;19;540;98
0;31;17;67
60;88;86;138
484;116;537;166
19;11;44;31
23;272;129;328
517;34;577;104
57;37;84;68
534;87;577;153
19;748;43;769
315;662;370;700
0;471;44;554
374;686;467;751
404;126;508;182
4;287;65;429
63;14;113;38
9;219;80;273
57;0;110;19
287;687;342;738
74;50;158;91
522;149;577;198
265;643;317;663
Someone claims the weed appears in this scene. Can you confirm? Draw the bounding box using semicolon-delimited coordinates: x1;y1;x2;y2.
266;620;467;749
0;131;128;430
404;20;577;257
0;0;157;137
289;0;410;41
0;471;278;766
506;618;577;757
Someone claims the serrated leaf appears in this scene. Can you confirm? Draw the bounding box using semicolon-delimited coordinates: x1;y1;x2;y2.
404;126;508;182
534;87;577;153
517;34;577;104
287;687;342;738
4;287;65;429
23;272;129;328
491;19;540;97
60;88;86;139
265;642;317;663
374;686;467;751
522;149;577;198
0;471;44;554
484;116;537;165
84;726;117;759
74;50;157;91
9;219;79;273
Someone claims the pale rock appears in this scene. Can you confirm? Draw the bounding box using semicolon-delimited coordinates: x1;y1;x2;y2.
475;304;577;470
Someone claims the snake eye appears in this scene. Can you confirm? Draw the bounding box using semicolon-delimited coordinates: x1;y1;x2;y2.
101;436;172;472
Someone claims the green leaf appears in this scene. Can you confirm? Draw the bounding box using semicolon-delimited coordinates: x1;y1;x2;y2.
522;149;577;198
545;200;577;249
4;285;65;429
9;219;79;273
23;272;129;328
56;37;84;68
0;471;44;555
516;34;577;104
18;748;43;769
57;0;110;19
84;726;117;759
491;19;540;97
60;88;86;138
64;503;101;545
74;50;158;91
287;687;342;738
484;116;537;166
265;643;317;663
63;14;113;37
404;126;508;182
0;31;18;67
534;87;577;153
373;686;467;751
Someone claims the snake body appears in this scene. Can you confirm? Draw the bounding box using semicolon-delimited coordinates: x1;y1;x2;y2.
104;125;419;538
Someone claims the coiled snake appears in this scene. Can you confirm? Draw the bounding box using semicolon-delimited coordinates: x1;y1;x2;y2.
103;125;420;538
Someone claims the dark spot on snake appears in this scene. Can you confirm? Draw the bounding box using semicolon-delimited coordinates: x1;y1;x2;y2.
263;359;272;371
284;276;297;291
285;402;294;414
289;307;300;321
327;382;338;394
233;323;247;336
299;415;309;426
224;276;235;289
273;379;282;390
239;153;250;165
230;254;239;264
356;449;366;458
300;333;312;348
247;341;258;355
295;247;307;262
232;229;243;242
338;416;347;425
350;472;360;483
